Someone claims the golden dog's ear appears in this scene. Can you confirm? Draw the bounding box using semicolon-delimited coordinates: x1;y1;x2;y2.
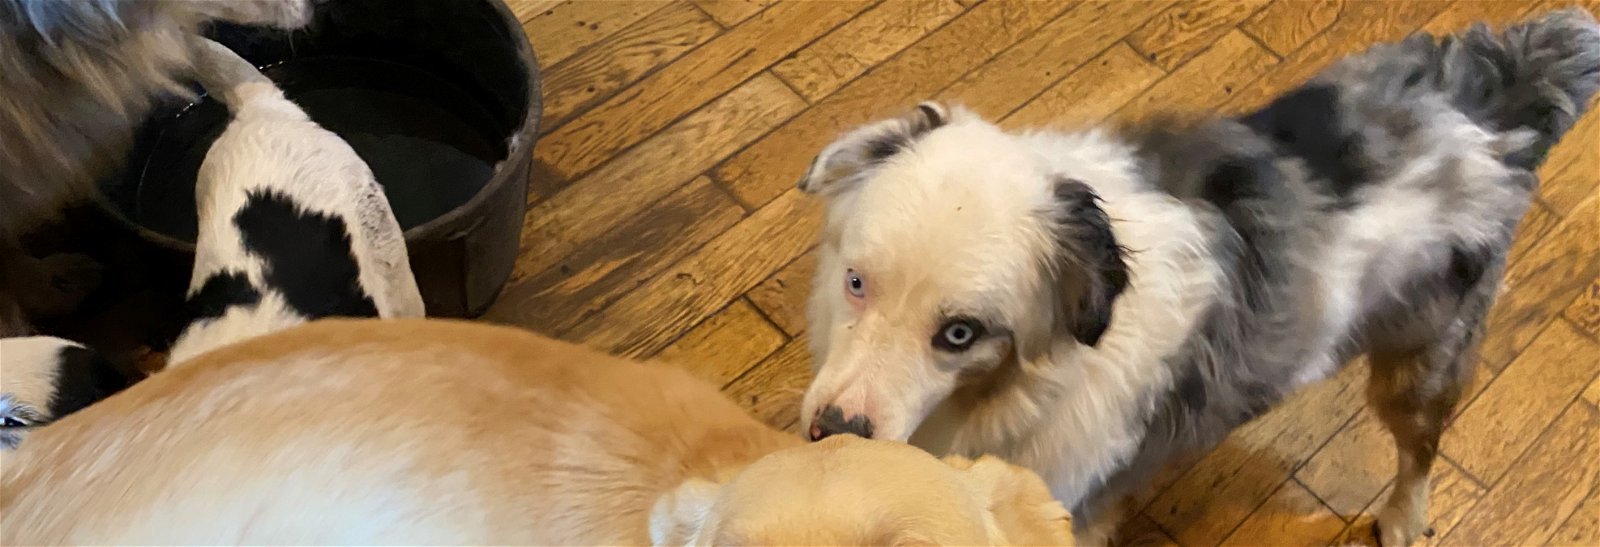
797;101;950;196
649;478;723;546
944;455;1076;546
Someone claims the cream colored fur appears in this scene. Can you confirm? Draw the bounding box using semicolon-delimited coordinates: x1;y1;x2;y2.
0;319;1073;545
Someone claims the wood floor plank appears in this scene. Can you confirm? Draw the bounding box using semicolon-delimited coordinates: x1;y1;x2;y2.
745;249;816;337
488;176;744;334
723;333;812;430
535;0;867;183
1444;403;1600;546
1583;374;1600;408
1507;200;1564;268
511;74;804;285
521;0;665;68
714;0;1074;208
1566;276;1600;340
505;0;567;24
690;0;776;28
1479;196;1600;370
1418;0;1551;36
1125;0;1272;72
1539;109;1599;219
1295;408;1393;520
1238;0;1343;57
1114;28;1280;119
1001;43;1165;131
1220;479;1347;547
938;0;1174;121
1146;362;1369;547
1442;320;1600;485
538;2;722;131
561;187;821;358
1220;1;1449;114
652;298;787;388
1330;458;1486;547
771;0;966;103
1115;513;1180;547
1548;485;1600;546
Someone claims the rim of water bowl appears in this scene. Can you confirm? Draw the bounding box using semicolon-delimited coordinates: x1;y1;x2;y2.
89;0;540;254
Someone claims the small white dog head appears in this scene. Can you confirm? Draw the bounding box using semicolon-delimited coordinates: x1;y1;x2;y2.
797;102;1127;442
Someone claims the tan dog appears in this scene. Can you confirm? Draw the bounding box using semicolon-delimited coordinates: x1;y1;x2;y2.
0;319;1072;545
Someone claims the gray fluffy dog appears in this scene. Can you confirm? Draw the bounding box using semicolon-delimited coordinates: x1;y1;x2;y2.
0;0;311;334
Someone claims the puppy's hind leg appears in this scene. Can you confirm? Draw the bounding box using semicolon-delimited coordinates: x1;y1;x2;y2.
1365;289;1490;546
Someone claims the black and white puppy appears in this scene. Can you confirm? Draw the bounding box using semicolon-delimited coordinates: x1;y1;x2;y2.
0;336;134;449
165;36;425;366
796;9;1600;546
0;0;312;334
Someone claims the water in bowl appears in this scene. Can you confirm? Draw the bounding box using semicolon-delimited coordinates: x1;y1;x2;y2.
126;56;504;242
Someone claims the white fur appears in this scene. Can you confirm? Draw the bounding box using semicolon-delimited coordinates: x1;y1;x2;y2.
166;38;423;365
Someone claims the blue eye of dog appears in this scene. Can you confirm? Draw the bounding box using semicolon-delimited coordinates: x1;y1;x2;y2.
2;417;25;428
934;319;984;351
846;269;865;297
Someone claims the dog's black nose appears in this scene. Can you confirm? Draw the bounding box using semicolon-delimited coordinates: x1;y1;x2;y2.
809;405;873;441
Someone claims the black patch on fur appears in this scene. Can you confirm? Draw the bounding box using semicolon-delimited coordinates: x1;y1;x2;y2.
866;138;903;162
1177;369;1207;412
813;405;874;440
185;270;261;321
916;103;946;127
46;345;134;421
1239;85;1371;200
1051;179;1129;346
1446;244;1492;295
233;191;378;318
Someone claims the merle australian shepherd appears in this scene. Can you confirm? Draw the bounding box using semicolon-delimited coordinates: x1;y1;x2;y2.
795;9;1600;545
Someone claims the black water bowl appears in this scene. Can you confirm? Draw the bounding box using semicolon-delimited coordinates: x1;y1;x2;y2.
93;0;539;318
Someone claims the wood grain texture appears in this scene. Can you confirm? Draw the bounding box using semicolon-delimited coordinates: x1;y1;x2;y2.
512;74;804;283
1540;107;1600;218
1566;276;1600;340
1329;458;1486;547
1294;409;1392;520
562;188;821;358
1442;320;1600;485
521;1;664;67
690;0;777;27
1506;200;1564;268
938;0;1172;120
1479;196;1600;370
538;2;722;131
1115;513;1180;547
1238;0;1342;57
505;0;568;24
1444;404;1600;546
723;334;812;430
1146;363;1368;546
652;298;787;387
1002;42;1165;130
1115;28;1279;119
745;249;816;337
770;0;966;102
1220;1;1448;113
535;1;866;182
1220;479;1346;547
489;176;744;334
714;0;1075;207
1126;0;1273;71
1548;484;1600;547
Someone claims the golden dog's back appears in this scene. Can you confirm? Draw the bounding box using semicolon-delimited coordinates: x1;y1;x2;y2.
0;319;795;544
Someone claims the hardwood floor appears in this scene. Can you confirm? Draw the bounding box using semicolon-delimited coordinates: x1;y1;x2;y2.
496;1;1600;545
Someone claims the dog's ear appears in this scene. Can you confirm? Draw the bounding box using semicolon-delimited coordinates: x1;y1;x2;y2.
943;455;1075;546
1047;178;1128;347
649;478;723;546
797;101;949;196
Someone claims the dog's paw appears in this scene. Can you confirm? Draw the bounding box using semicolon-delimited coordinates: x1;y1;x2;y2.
1373;510;1433;547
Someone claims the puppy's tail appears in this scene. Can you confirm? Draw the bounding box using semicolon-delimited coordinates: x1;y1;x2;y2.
1442;8;1600;169
186;36;305;121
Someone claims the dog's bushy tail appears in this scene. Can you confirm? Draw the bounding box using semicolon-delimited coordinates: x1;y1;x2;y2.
186;36;304;121
1442;8;1600;169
